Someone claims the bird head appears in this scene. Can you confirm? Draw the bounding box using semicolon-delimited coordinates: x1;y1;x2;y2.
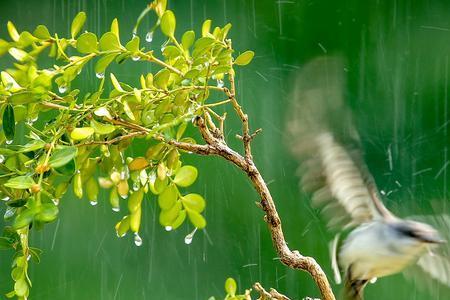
395;220;446;245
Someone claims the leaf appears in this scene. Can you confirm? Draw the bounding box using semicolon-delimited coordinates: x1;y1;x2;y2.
192;37;215;57
125;36;140;52
129;207;141;232
182;193;205;213
8;47;28;62
1;71;21;92
160;10;176;37
76;32;98;54
7;21;19;42
94;106;112;119
171;209;186;230
94;53;118;75
3;104;15;141
71;12;87;38
159;201;181;226
70;127;95;140
187;209;206;229
19;140;46;153
14;278;28;297
122;101;135;120
201;20;212;37
5;176;35;189
33;25;51;39
48;146;77;168
225;278;237;296
181;31;195;49
153;69;170;90
90;119;116;135
86;177;99;202
128;157;149;171
173;165;198;187
111;18;119;37
0;237;14;250
99;32;121;51
110;73;125;92
128;188;144;213
12;208;36;229
73;172;83;198
158;183;178;210
234;50;255;66
35;203;59;223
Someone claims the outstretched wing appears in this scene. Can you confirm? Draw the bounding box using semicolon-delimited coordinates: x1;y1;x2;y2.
286;56;394;230
404;214;450;292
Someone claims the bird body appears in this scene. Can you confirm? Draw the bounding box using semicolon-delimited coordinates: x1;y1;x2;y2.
286;56;450;299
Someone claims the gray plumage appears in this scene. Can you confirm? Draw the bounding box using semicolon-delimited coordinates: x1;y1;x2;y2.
286;56;449;299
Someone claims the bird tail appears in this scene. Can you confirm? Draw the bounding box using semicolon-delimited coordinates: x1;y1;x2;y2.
343;277;368;300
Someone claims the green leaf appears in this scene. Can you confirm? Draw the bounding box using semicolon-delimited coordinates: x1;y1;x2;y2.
182;193;205;213
49;146;77;168
35;203;59;223
225;278;237;296
192;37;215;57
110;73;125;92
187;209;206;229
70;127;95;140
173;165;198;187
181;31;195;50
71;12;87;38
94;53;118;76
99;32;121;51
234;50;255;66
128;188;144;213
160;10;176;37
122;100;135;121
1;71;21;91
159;201;181;226
201;19;212;37
19;140;46;153
7;21;19;42
111;18;119;37
90;119;116;135
125;36;140;52
8;47;27;62
158;184;178;210
2;104;15;142
9;92;35;105
5;176;35;189
76;32;98;54
14;278;28;297
153;69;170;90
33;25;51;39
170;209;186;230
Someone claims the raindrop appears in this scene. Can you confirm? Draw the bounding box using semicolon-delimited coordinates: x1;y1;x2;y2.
134;233;143;246
58;85;67;93
2;196;10;201
6;139;13;145
132;55;140;61
145;31;154;42
0;155;5;163
95;72;105;79
184;228;197;245
116;230;126;238
165;226;173;232
112;207;120;212
90;200;98;206
132;32;138;38
132;182;140;191
120;194;128;200
52;198;60;206
216;79;224;88
27;254;31;261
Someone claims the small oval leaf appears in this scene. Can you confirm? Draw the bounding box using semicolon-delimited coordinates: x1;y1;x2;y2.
234;50;255;66
173;165;198;187
160;10;176;37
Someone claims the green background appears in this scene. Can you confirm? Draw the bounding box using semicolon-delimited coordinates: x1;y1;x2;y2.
0;0;449;299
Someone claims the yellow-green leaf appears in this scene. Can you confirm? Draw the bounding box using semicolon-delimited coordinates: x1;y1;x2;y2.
7;21;19;42
234;50;255;66
1;71;21;92
171;209;186;230
71;12;87;38
76;32;98;54
33;25;51;39
128;188;144;213
153;69;170;90
5;176;35;189
187;209;206;229
158;183;178;210
94;53;118;75
99;32;120;51
128;157;149;171
225;278;237;296
181;31;195;50
70;127;95;140
173;165;198;187
111;18;119;38
110;73;124;92
49;146;77;168
182;193;205;213
90;119;116;135
159;201;181;226
160;10;176;37
201;19;211;37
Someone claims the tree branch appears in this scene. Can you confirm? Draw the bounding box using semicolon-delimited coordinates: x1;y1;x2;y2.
253;282;291;300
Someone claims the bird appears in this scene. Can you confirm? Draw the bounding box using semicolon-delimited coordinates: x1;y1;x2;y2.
286;56;450;299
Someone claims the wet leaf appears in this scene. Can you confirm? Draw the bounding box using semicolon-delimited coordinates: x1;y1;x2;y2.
86;177;99;202
159;201;181;226
73;172;83;198
234;50;255;66
158;183;177;210
90;119;116;135
71;11;86;38
187;209;206;229
95;53;118;75
182;193;205;213
160;10;176;37
99;32;120;51
3;104;15;141
110;73;124;92
33;25;51;39
7;21;20;42
181;31;195;49
125;36;140;52
14;278;28;297
153;69;170;90
225;278;237;296
49;146;77;168
12;208;36;229
35;203;59;223
173;165;198;187
171;209;186;230
5;176;35;189
201;19;211;37
128;188;144;213
70;127;95;140
129;207;141;232
76;32;98;53
128;157;149;171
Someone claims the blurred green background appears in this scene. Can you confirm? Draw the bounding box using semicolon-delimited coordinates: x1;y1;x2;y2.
0;0;449;299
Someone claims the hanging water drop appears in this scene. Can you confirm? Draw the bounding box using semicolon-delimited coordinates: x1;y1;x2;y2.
184;228;197;245
2;196;10;201
95;72;105;79
112;207;120;212
132;182;140;191
165;226;173;232
0;154;5;163
134;233;143;246
132;55;140;61
27;254;31;261
120;194;128;200
216;79;224;88
5;139;13;145
90;200;98;206
145;31;154;42
52;198;60;206
58;85;67;93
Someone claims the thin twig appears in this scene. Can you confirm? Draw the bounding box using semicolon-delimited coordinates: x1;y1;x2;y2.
253;282;290;300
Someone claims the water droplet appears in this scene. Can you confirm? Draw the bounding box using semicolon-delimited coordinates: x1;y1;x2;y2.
112;207;120;212
184;228;197;245
165;226;173;232
27;254;31;261
132;182;140;191
6;139;13;145
216;79;224;88
161;46;166;52
58;85;67;93
96;72;105;79
90;200;98;206
132;32;138;38
132;55;140;61
134;233;143;246
116;230;126;238
145;31;154;42
0;155;5;163
2;196;10;201
52;198;60;206
120;194;128;200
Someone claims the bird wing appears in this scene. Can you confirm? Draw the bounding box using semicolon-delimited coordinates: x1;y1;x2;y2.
403;214;450;291
286;56;394;230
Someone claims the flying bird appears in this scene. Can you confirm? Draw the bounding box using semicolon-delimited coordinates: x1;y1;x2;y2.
286;56;450;299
